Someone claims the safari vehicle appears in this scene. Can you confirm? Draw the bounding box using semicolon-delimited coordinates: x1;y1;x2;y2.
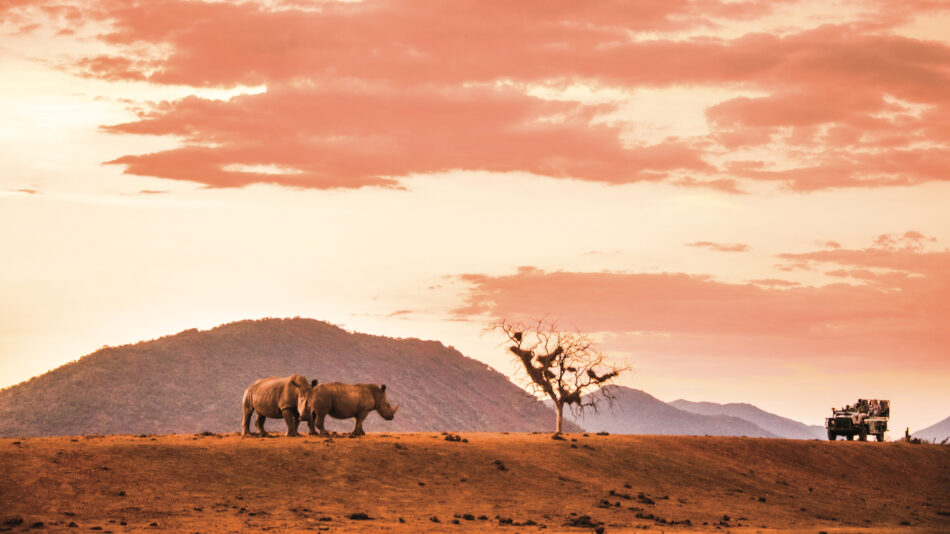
826;399;889;441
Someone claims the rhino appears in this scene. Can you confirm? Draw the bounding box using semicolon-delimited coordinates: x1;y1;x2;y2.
307;382;399;437
241;375;318;437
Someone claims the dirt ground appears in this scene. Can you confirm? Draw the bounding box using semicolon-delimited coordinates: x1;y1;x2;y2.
1;432;948;533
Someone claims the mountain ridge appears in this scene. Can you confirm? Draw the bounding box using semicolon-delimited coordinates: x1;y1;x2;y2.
551;385;781;437
0;318;579;436
670;398;826;439
913;415;950;443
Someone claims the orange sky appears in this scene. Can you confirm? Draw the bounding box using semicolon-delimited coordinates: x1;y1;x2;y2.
2;0;948;435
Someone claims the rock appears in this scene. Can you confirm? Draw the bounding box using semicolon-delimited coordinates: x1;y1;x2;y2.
563;515;601;528
347;513;371;520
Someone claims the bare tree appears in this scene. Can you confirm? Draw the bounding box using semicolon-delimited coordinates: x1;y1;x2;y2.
488;318;628;434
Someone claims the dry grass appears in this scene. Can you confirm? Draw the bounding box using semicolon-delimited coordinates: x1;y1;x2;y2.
1;433;948;532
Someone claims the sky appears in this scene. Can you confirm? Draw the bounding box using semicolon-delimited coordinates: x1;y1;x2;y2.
2;0;948;436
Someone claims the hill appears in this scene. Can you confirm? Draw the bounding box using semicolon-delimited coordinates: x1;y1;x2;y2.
1;433;947;532
0;318;578;436
557;386;779;437
914;415;950;443
671;399;825;439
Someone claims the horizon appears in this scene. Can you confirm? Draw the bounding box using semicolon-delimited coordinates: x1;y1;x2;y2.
2;1;948;437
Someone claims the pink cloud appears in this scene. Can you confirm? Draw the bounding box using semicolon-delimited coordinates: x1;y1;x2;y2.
728;148;950;191
748;278;799;287
102;85;709;188
7;0;950;190
456;236;950;367
686;241;750;252
779;232;946;274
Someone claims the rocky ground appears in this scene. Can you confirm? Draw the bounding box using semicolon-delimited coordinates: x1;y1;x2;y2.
1;432;948;532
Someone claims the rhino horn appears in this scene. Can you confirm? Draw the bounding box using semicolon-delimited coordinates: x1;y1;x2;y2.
393;404;399;414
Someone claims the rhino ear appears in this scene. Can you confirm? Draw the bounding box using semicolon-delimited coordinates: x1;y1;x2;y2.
380;384;386;392
311;379;318;387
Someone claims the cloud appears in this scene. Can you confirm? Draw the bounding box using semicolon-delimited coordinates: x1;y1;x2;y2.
686;241;750;252
455;235;949;368
748;278;799;287
7;0;950;190
779;231;946;274
102;85;709;188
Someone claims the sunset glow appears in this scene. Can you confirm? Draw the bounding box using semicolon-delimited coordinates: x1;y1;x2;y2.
2;0;948;435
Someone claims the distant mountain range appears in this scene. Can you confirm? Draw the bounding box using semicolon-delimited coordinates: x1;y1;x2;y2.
557;386;824;439
0;318;579;437
913;416;950;443
670;399;826;439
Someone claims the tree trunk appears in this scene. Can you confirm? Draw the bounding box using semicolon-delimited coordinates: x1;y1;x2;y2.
555;402;564;434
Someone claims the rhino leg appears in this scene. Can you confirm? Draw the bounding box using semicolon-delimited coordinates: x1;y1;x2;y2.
242;406;253;436
316;412;329;436
282;408;300;437
256;414;268;437
351;410;369;437
306;415;318;436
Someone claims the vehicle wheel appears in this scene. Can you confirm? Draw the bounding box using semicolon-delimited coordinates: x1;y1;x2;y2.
846;434;853;441
827;430;836;441
859;427;868;441
876;433;884;442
